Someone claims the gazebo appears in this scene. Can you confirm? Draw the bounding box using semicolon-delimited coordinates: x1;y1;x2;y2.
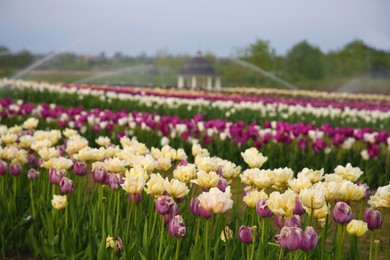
177;51;221;91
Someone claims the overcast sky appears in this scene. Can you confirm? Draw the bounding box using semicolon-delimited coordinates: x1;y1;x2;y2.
0;0;389;57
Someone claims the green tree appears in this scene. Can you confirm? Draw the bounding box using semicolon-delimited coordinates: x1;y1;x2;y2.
244;39;276;71
286;40;324;81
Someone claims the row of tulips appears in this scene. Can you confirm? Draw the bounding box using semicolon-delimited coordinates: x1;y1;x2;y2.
0;119;389;259
2;79;390;129
1;98;390;187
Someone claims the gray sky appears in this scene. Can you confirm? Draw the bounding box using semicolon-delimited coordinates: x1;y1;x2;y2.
0;0;389;57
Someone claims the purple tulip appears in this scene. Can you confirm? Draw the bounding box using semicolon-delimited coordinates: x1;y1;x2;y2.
256;198;273;218
168;215;186;238
49;168;66;184
238;225;254;244
27;154;37;167
108;174;121;190
115;236;123;252
300;226;318;251
285;215;301;228
279;226;302;251
156;195;175;215
293;196;306;215
217;178;228;192
73;161;87;176
332;202;352;224
0;160;7;175
9;162;22;176
171;204;180;217
275;215;283;228
27;168;40;180
92;168;107;184
363;208;382;230
190;198;200;216
59;177;74;194
129;193;142;204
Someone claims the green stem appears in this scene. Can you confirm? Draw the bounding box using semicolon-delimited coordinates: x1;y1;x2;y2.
175;238;181;260
195;218;200;246
261;218;265;245
250;241;255;260
29;181;36;218
289;251;293;260
205;219;210;260
150;209;158;241
65;199;69;228
115;191;120;234
320;215;328;260
386;212;390;260
102;187;106;237
369;231;374;260
374;239;380;260
278;249;284;260
158;218;165;260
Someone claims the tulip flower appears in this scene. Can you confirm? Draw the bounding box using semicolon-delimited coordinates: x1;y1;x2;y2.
49;168;66;184
363;208;382;230
346;220;368;237
168;215;186;238
73;161;87;176
9;161;22;176
92;168;107;184
156;195;175;215
332;202;352;224
278;226;302;251
59;177;74;194
256;198;273;218
0;160;7;175
27;168;40;180
300;226;318;251
238;225;255;244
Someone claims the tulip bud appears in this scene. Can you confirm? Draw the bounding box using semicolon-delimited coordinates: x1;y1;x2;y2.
92;168;107;184
363;208;382;230
275;215;283;228
346;220;368;237
108;174;121;190
168;215;186;238
300;226;317;251
49;168;66;184
0;160;7;175
59;177;74;194
9;161;22;176
332;202;352;224
27;154;37;167
256;198;273;218
73;161;87;176
190;198;200;215
115;236;123;252
171;203;180;217
220;226;233;242
293;196;306;215
279;226;302;251
27;168;40;180
217;178;228;192
129;193;142;204
285;215;301;228
238;225;254;244
156;195;175;215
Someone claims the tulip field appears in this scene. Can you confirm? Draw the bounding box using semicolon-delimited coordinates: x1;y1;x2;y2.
0;79;390;259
